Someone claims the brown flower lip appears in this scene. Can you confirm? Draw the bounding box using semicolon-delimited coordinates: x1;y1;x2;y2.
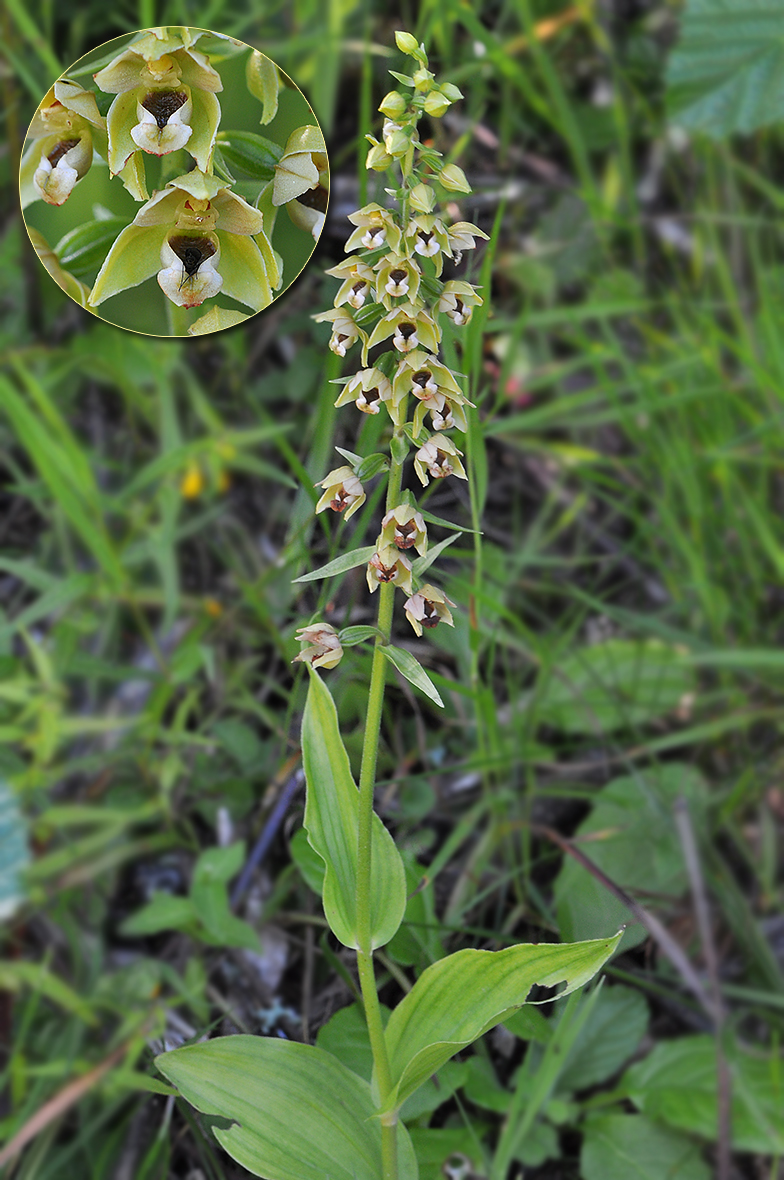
421;601;441;628
169;235;216;277
141;90;188;129
47;138;80;166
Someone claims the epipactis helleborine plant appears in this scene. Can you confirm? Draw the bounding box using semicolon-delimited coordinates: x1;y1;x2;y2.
153;32;623;1180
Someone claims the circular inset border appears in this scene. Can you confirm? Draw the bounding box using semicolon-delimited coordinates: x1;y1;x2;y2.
20;26;329;336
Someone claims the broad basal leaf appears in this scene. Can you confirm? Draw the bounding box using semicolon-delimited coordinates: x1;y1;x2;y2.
157;1036;419;1180
382;933;622;1113
301;669;406;949
667;0;784;139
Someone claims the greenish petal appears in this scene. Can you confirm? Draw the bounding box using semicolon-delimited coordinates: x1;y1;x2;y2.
89;223;167;307
188;90;221;173
179;47;223;92
273;153;319;206
54;80;105;128
168;170;225;202
132;188;181;226
19;141;42;209
188;306;249;334
254;224;281;289
283;125;326;156
218;233;272;312
212;188;264;235
246;50;279;124
117;152;149;202
106;91;139;175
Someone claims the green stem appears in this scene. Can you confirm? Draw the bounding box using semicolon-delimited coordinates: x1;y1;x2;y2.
354;424;407;1180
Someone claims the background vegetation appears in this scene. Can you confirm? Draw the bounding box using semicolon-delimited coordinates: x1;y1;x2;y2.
1;1;782;1177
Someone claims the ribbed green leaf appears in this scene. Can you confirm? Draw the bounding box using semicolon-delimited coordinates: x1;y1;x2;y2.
301;669;406;949
156;1036;419;1180
293;546;375;584
380;645;444;708
383;933;622;1113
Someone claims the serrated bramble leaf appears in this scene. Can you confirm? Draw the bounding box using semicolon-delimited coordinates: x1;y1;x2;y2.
666;0;784;138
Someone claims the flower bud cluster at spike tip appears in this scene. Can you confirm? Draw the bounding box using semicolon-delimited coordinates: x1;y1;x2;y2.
305;31;488;640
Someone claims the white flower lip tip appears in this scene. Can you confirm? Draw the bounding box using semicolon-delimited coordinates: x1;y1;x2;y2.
158;233;222;308
131;90;193;155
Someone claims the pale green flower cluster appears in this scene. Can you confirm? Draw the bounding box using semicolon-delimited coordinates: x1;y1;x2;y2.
20;27;328;330
298;32;487;666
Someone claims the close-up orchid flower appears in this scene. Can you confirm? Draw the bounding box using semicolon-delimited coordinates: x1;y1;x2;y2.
19;25;329;335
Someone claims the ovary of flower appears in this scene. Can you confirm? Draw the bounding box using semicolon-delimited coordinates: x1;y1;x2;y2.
414;434;468;486
315;466;366;521
33;134;92;205
130;88;193;155
404;584;455;637
381;504;427;556
293;623;343;670
334;369;392;416
158;233;222;308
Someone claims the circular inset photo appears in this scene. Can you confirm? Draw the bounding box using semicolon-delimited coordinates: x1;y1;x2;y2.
20;26;329;336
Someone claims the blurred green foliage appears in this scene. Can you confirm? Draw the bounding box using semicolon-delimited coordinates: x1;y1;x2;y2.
1;0;784;1177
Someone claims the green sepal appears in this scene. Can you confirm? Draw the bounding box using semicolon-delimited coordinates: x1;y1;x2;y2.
89;222;167;307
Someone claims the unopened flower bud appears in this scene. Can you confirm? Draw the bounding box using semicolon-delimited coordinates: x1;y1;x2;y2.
379;91;407;119
395;31;421;56
439;164;471;193
366;141;394;171
409;183;436;214
404;584;455;637
293;623;343;670
424;90;451;118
